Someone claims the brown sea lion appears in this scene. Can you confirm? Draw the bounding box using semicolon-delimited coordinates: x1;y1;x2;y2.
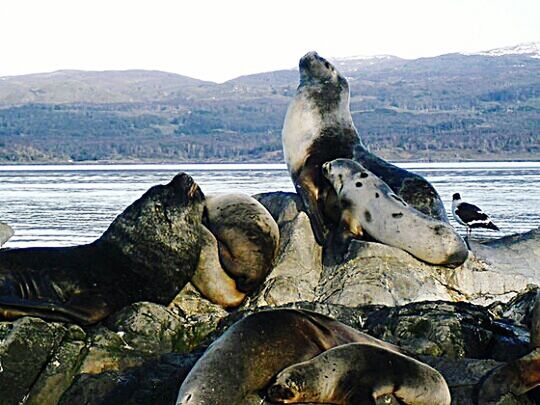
176;308;400;405
282;51;447;247
203;193;279;293
268;342;451;405
0;173;204;325
191;225;246;308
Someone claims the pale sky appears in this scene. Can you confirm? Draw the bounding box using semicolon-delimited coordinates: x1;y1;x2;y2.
0;0;539;83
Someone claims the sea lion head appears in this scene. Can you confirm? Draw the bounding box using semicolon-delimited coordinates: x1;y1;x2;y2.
322;158;375;201
267;361;329;404
298;51;350;116
299;51;346;88
100;173;204;299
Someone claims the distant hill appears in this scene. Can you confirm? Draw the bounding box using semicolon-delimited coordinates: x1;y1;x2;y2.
0;70;212;105
0;42;539;162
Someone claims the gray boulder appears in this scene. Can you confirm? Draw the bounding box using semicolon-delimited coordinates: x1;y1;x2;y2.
0;318;66;405
316;233;539;308
0;222;13;247
245;212;322;307
251;191;540;309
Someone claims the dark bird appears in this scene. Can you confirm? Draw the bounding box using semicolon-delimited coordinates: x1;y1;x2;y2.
452;193;499;240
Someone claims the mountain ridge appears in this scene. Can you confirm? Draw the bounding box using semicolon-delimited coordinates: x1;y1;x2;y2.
0;42;538;163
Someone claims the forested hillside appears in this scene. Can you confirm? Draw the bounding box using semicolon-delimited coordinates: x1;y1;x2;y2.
0;47;539;162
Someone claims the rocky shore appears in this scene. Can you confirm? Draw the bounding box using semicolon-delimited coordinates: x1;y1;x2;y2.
0;190;538;404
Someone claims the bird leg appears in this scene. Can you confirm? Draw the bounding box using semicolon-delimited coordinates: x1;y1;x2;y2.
465;227;471;250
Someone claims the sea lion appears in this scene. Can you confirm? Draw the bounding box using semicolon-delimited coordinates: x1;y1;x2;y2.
322;159;468;266
282;51;447;246
191;225;246;308
176;308;400;405
0;173;204;325
268;342;451;405
204;193;279;293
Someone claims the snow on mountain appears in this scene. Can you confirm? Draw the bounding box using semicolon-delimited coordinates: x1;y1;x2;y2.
329;55;402;73
470;42;540;58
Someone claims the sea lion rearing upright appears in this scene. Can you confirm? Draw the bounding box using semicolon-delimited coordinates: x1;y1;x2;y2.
0;173;204;325
282;51;448;246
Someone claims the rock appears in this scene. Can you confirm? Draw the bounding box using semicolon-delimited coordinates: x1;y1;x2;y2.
168;283;228;352
419;357;533;405
0;222;13;247
318;241;455;306
76;301;209;377
0;317;66;405
317;236;539;307
361;301;529;361
469;229;540;292
253;192;540;309
253;192;304;227
104;302;187;355
58;352;201;405
245;212;323;307
488;285;538;327
76;325;148;376
26;325;87;405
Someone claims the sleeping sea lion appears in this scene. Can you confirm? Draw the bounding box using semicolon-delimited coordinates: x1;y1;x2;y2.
268;342;451;405
322;159;468;266
0;173;204;325
191;225;246;308
203;193;279;293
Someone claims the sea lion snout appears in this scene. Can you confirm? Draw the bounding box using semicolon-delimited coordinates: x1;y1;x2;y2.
299;51;335;84
267;382;296;402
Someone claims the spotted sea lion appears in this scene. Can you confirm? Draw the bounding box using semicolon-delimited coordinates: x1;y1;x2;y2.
203;193;279;293
191;225;246;308
282;51;447;246
176;308;400;405
268;342;451;405
0;173;204;325
322;159;468;266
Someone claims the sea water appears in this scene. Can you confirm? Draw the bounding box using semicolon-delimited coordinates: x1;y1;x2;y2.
1;161;539;248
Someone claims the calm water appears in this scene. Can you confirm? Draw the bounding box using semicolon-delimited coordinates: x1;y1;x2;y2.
1;162;539;248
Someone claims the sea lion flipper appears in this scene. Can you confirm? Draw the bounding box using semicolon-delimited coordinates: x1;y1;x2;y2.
294;166;328;245
0;295;111;325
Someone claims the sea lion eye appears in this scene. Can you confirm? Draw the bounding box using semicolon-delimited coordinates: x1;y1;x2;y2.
324;61;330;69
355;182;362;188
360;172;368;178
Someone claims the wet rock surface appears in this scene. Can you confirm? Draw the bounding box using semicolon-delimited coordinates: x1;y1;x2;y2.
0;222;13;247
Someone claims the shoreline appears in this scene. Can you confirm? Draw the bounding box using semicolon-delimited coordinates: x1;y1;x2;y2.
0;158;539;167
